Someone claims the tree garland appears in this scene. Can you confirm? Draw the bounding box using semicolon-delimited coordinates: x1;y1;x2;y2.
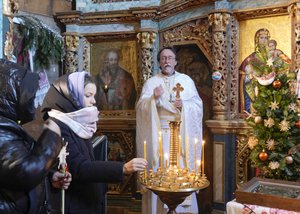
15;15;63;71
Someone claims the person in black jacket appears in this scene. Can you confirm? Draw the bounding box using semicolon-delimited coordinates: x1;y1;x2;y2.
41;71;147;214
0;59;71;214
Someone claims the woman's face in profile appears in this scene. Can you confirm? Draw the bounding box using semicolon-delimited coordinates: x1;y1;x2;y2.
83;83;97;107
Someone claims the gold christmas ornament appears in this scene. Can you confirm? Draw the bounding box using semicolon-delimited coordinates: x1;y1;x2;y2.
254;116;262;124
285;156;294;164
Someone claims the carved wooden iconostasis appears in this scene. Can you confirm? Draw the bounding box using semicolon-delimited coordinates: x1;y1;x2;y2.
54;0;300;213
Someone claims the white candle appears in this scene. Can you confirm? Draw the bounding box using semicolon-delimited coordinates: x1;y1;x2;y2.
197;160;201;175
144;141;147;159
164;153;168;168
144;141;147;180
159;131;163;168
178;135;181;167
202;140;205;175
194;138;198;172
185;135;189;169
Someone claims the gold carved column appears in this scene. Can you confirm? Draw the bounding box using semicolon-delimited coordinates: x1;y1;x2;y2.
82;37;90;73
137;31;157;93
208;11;231;120
3;0;19;61
288;0;300;71
64;34;80;74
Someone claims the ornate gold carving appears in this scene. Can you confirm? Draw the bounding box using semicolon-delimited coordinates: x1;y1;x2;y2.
56;0;213;25
236;133;252;187
3;0;19;61
137;31;157;91
294;24;300;71
137;32;156;49
3;0;19;16
210;12;231;120
82;38;90;72
234;5;288;21
85;32;136;43
4;23;14;61
99;110;135;118
57;17;80;25
161;19;213;64
64;34;80;73
289;1;300;71
229;17;239;119
288;1;300;19
208;11;231;32
157;0;214;20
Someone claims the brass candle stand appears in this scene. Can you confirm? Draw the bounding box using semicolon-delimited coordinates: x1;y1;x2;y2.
139;121;210;214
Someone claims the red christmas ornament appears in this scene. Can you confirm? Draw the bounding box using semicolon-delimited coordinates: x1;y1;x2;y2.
272;79;282;89
259;150;268;161
295;120;300;128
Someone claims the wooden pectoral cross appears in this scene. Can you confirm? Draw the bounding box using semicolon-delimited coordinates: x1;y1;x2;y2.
172;83;184;100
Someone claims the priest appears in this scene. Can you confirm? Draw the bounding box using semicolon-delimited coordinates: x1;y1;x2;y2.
136;47;203;214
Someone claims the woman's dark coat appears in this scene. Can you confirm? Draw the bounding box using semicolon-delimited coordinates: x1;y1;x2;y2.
41;74;124;214
0;59;63;214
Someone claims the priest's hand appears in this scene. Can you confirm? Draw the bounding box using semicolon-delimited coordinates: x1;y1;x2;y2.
123;158;148;175
173;99;182;109
153;85;164;99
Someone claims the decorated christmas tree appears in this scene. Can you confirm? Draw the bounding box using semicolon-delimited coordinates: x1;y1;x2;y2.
245;44;300;181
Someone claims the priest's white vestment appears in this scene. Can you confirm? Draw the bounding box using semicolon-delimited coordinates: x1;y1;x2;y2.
136;71;203;214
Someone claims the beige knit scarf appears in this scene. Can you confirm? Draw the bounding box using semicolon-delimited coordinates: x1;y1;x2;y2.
48;106;99;139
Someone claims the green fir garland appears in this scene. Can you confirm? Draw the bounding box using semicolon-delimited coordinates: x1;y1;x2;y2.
15;15;63;70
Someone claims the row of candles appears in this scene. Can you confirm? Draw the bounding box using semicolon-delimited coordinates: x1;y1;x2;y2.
143;133;205;175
